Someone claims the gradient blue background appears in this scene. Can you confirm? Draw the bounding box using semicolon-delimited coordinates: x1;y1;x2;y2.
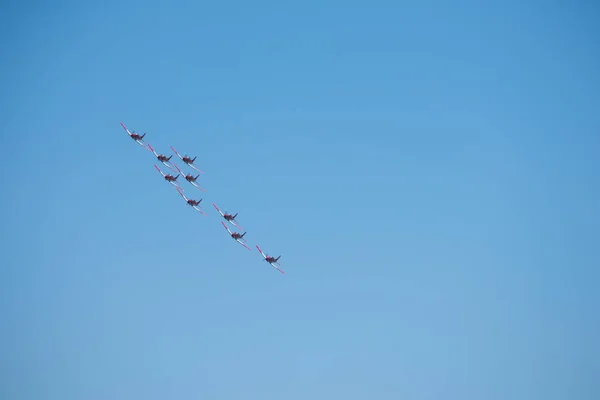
1;1;599;399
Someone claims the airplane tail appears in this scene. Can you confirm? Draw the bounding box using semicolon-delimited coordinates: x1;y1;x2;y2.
276;256;281;262
192;156;197;162
241;232;246;237
174;175;179;179
195;175;200;180
140;133;146;139
233;213;238;219
167;155;172;161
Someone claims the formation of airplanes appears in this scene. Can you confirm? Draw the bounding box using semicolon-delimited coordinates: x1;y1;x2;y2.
121;121;285;274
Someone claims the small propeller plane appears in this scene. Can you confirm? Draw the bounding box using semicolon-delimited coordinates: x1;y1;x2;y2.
213;203;242;230
120;121;150;150
175;187;206;215
148;144;177;172
256;245;285;274
221;222;251;250
154;164;180;188
174;164;205;191
171;146;203;173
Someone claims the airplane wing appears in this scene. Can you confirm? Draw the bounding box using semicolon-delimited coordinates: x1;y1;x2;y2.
146;143;159;157
154;164;166;177
270;264;285;274
120;121;131;134
176;186;188;201
235;239;251;250
193;206;207;216
213;203;225;217
170;146;185;161
256;245;268;259
190;181;206;192
161;160;178;173
221;221;233;235
173;163;186;175
229;219;243;230
188;163;204;174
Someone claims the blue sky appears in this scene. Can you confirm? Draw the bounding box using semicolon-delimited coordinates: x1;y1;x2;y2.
1;1;599;399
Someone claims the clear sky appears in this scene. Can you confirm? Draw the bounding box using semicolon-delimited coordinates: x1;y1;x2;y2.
1;1;599;399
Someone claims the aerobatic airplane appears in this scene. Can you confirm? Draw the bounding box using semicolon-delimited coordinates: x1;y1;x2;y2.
120;121;150;150
256;245;285;274
171;146;203;173
154;164;180;188
176;187;206;215
174;164;205;191
213;203;242;230
148;144;177;172
221;222;251;250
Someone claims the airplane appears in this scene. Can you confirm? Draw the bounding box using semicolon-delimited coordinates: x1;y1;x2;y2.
120;121;151;150
176;187;206;215
174;164;205;191
221;221;251;250
171;146;203;173
148;144;177;172
154;164;181;188
256;245;285;274
213;203;242;230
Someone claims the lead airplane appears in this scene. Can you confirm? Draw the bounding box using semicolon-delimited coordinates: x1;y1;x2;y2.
256;245;285;274
120;121;150;150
